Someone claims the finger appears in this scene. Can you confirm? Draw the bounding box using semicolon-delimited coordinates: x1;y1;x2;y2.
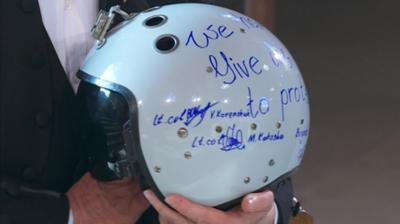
159;215;187;224
159;216;171;224
143;190;191;224
165;194;228;223
97;176;142;199
224;191;275;224
241;190;275;213
128;189;150;215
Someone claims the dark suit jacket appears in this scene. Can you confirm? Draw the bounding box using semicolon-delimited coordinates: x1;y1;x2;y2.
0;0;293;223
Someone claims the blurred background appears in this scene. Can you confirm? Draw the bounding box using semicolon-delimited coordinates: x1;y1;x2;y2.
219;0;400;223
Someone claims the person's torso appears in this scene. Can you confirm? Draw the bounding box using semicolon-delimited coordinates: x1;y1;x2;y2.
0;0;87;193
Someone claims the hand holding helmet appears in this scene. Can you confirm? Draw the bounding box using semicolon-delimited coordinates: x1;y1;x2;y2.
144;189;276;224
67;173;149;224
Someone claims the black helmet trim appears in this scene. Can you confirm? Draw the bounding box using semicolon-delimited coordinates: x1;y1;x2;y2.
77;70;166;202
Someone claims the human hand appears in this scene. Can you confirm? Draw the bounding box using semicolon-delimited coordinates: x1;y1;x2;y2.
144;189;276;224
67;172;149;224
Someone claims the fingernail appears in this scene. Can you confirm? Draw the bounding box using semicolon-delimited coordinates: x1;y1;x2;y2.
143;190;152;199
247;195;256;205
165;196;174;206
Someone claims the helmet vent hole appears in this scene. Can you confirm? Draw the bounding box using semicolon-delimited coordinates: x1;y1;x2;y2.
144;15;167;27
155;35;179;53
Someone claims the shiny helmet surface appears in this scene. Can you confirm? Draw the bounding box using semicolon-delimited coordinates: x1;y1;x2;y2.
77;3;310;207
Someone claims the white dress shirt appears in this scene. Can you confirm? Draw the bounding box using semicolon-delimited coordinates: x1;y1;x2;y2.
37;1;278;223
38;0;98;92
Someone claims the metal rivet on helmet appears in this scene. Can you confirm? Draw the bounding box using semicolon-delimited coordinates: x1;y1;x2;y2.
177;127;189;138
154;166;161;173
269;159;275;167
184;151;192;159
276;122;282;129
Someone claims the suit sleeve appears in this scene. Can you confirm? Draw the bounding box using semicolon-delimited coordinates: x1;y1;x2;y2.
0;183;69;224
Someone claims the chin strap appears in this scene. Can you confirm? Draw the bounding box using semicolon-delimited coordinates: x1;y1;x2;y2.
91;5;138;48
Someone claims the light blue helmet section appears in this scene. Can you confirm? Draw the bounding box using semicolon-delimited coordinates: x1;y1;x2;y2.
79;3;310;207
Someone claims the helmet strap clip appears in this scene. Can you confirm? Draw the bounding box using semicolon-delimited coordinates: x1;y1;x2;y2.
91;5;138;48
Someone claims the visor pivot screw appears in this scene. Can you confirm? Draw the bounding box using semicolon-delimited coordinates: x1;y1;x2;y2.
244;177;251;184
177;127;189;138
206;66;214;73
250;123;257;130
300;119;305;125
215;126;223;133
184;151;192;159
276;122;282;129
263;176;269;183
269;159;275;167
154;166;161;173
240;28;246;33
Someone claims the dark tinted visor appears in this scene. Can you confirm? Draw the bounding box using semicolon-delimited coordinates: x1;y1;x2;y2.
77;81;131;181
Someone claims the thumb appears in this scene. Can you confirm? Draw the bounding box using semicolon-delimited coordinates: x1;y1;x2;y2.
241;190;275;213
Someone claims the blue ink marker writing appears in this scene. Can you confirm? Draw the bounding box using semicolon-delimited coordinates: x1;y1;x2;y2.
219;124;245;151
185;24;234;49
191;124;245;151
269;48;293;69
208;87;270;121
183;101;219;127
209;51;262;85
228;13;260;29
153;101;219;127
295;128;309;138
153;114;164;126
246;87;270;118
280;85;308;121
248;131;284;143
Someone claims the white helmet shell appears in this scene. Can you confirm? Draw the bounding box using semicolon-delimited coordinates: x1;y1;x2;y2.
79;3;310;207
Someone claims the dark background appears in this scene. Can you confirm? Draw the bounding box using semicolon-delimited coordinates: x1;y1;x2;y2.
225;0;400;223
278;1;400;223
